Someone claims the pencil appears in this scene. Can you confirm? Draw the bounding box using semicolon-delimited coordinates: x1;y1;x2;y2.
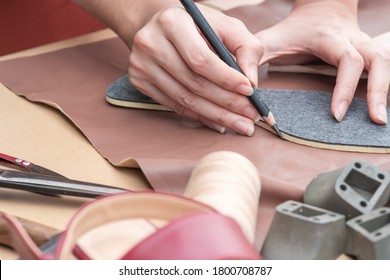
179;0;283;139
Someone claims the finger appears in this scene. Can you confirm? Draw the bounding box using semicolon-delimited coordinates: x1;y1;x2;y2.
130;57;254;136
158;70;255;136
213;15;263;86
130;24;260;121
158;7;254;96
160;41;260;121
256;23;316;66
330;45;365;121
130;78;227;134
355;39;390;124
134;76;253;136
373;32;390;54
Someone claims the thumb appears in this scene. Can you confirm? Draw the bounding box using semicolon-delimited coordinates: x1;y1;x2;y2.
234;40;263;87
255;27;285;65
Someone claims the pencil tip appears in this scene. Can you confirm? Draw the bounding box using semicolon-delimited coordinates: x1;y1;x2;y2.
262;112;284;140
272;124;284;140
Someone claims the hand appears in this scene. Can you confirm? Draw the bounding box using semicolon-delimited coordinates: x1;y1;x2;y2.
256;0;390;124
128;5;263;136
374;32;390;56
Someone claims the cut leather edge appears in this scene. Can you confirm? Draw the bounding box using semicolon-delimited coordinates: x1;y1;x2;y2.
106;95;171;112
256;121;390;154
0;212;44;259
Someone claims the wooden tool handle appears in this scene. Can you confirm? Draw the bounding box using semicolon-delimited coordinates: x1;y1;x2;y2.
0;215;59;248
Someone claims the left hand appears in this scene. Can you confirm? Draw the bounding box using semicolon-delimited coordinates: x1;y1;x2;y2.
256;0;390;124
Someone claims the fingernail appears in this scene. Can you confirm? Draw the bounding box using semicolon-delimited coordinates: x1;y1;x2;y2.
243;106;261;121
236;84;254;96
377;103;388;124
334;100;349;122
209;122;226;134
234;119;254;136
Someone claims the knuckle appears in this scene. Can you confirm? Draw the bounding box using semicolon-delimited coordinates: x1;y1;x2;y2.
216;109;229;125
219;78;231;90
128;53;140;70
156;8;178;28
252;39;264;54
374;51;390;66
128;54;147;77
383;54;390;67
370;84;389;98
316;24;341;38
363;48;390;69
128;74;139;87
128;75;137;86
187;49;211;73
171;102;186;115
133;29;155;52
174;89;198;109
336;82;356;96
128;75;145;93
228;17;246;29
185;72;208;95
224;94;243;110
343;49;365;67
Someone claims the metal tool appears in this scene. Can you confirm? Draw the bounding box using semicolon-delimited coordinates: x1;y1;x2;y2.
261;200;346;260
304;159;390;219
0;152;129;198
345;207;390;260
0;169;128;198
0;152;65;178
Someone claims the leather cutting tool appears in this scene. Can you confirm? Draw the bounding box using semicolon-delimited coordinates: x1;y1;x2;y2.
0;152;129;198
0;152;64;178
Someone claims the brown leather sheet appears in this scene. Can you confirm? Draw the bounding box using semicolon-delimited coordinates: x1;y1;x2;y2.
1;0;390;250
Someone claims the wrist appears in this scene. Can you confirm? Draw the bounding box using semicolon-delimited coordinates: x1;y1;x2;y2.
73;0;181;49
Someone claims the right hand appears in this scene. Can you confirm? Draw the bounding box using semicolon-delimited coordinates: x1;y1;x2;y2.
128;5;263;136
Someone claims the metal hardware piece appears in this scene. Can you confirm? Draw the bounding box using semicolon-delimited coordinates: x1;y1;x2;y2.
345;207;390;260
261;200;346;260
304;159;390;219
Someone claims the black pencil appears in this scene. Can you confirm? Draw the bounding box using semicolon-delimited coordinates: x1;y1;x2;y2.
179;0;283;139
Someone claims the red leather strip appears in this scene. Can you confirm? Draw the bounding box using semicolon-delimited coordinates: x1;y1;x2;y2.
0;212;43;259
121;212;261;260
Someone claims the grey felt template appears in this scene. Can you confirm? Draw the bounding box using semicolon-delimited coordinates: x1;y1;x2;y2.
107;75;160;106
106;75;390;150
